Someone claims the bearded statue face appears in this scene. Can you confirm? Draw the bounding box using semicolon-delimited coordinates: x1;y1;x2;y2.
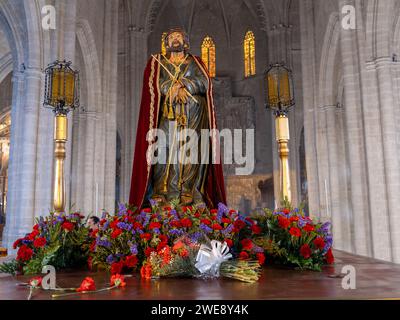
165;29;189;53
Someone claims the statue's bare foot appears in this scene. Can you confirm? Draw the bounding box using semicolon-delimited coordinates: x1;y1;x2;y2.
152;194;166;204
180;193;193;206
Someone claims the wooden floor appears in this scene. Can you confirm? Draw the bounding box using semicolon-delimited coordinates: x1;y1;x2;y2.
1;250;400;300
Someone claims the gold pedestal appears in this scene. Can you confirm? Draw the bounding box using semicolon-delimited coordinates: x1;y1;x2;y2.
53;114;67;214
275;114;291;204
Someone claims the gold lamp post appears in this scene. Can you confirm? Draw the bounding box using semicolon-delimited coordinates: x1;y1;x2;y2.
43;60;80;214
265;63;295;205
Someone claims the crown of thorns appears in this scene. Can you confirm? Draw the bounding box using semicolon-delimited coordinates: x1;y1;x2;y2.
163;28;190;50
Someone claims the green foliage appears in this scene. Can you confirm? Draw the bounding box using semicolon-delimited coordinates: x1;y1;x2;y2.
0;259;19;276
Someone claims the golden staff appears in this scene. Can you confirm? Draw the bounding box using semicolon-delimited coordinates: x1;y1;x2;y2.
151;54;198;104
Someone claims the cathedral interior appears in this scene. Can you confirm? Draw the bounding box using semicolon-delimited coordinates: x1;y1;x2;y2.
1;0;400;266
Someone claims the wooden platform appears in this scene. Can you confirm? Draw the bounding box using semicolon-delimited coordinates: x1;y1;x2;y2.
1;250;400;300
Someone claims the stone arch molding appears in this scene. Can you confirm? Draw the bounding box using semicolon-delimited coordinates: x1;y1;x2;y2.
144;0;271;34
0;1;25;72
319;13;341;107
75;19;102;113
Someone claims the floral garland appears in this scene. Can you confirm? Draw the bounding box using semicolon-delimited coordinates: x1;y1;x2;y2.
0;201;334;279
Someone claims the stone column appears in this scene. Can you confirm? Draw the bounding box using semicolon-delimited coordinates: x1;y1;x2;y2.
339;0;371;257
4;68;42;249
121;29;148;202
298;0;321;218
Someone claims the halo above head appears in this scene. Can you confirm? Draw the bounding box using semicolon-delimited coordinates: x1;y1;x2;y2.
163;27;190;51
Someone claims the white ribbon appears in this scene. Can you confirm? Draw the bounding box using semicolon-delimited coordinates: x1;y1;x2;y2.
195;240;232;277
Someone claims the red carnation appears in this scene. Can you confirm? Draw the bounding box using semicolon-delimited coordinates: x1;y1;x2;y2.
225;239;233;247
234;219;246;230
133;222;144;230
76;277;96;292
278;216;290;229
27;230;39;240
17;245;33;262
182;206;193;213
303;224;315;233
239;251;249;260
251;224;262;235
212;223;223;231
290;216;299;223
180;218;193;228
300;244;312;259
90;240;96;252
124;255;138;268
200;219;211;226
163;206;172;212
171;220;182;228
210;209;218;215
241;239;253;251
140;233;152;241
257;253;266;265
111;228;122;239
13;239;22;249
61;221;74;232
157;242;167;252
221;218;231;224
110;261;124;275
33;237;47;248
282;208;291;215
159;234;168;244
145;247;156;257
149;222;161;230
33;224;39;231
325;248;335;264
289;227;301;237
142;208;151;213
313;237;325;250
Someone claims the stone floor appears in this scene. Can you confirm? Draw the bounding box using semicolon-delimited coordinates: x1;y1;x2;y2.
0;250;399;300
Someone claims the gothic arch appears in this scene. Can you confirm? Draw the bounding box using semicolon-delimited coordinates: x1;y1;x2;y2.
0;1;25;70
319;13;341;107
75;19;102;113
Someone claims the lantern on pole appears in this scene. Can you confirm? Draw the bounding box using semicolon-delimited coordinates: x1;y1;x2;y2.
265;63;295;204
43;60;80;214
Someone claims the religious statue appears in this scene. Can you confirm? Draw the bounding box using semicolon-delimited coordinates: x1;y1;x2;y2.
129;28;226;209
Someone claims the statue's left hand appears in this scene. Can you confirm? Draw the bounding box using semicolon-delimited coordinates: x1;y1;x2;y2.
176;87;188;104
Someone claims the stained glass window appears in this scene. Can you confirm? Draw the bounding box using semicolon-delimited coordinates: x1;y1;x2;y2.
201;36;216;78
244;31;256;77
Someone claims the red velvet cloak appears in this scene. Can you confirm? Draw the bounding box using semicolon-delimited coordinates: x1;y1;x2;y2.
129;54;226;210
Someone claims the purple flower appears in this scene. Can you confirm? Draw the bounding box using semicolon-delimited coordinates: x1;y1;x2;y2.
217;203;229;222
297;218;307;228
129;243;138;255
118;203;127;215
253;245;264;253
102;221;110;231
149;199;158;207
200;224;213;234
21;240;32;245
169;229;184;237
117;222;132;231
170;210;179;220
96;238;111;248
106;255;115;264
222;224;234;236
153;228;161;234
190;232;202;242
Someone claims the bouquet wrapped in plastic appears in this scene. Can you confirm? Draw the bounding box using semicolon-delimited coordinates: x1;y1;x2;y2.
141;235;261;283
